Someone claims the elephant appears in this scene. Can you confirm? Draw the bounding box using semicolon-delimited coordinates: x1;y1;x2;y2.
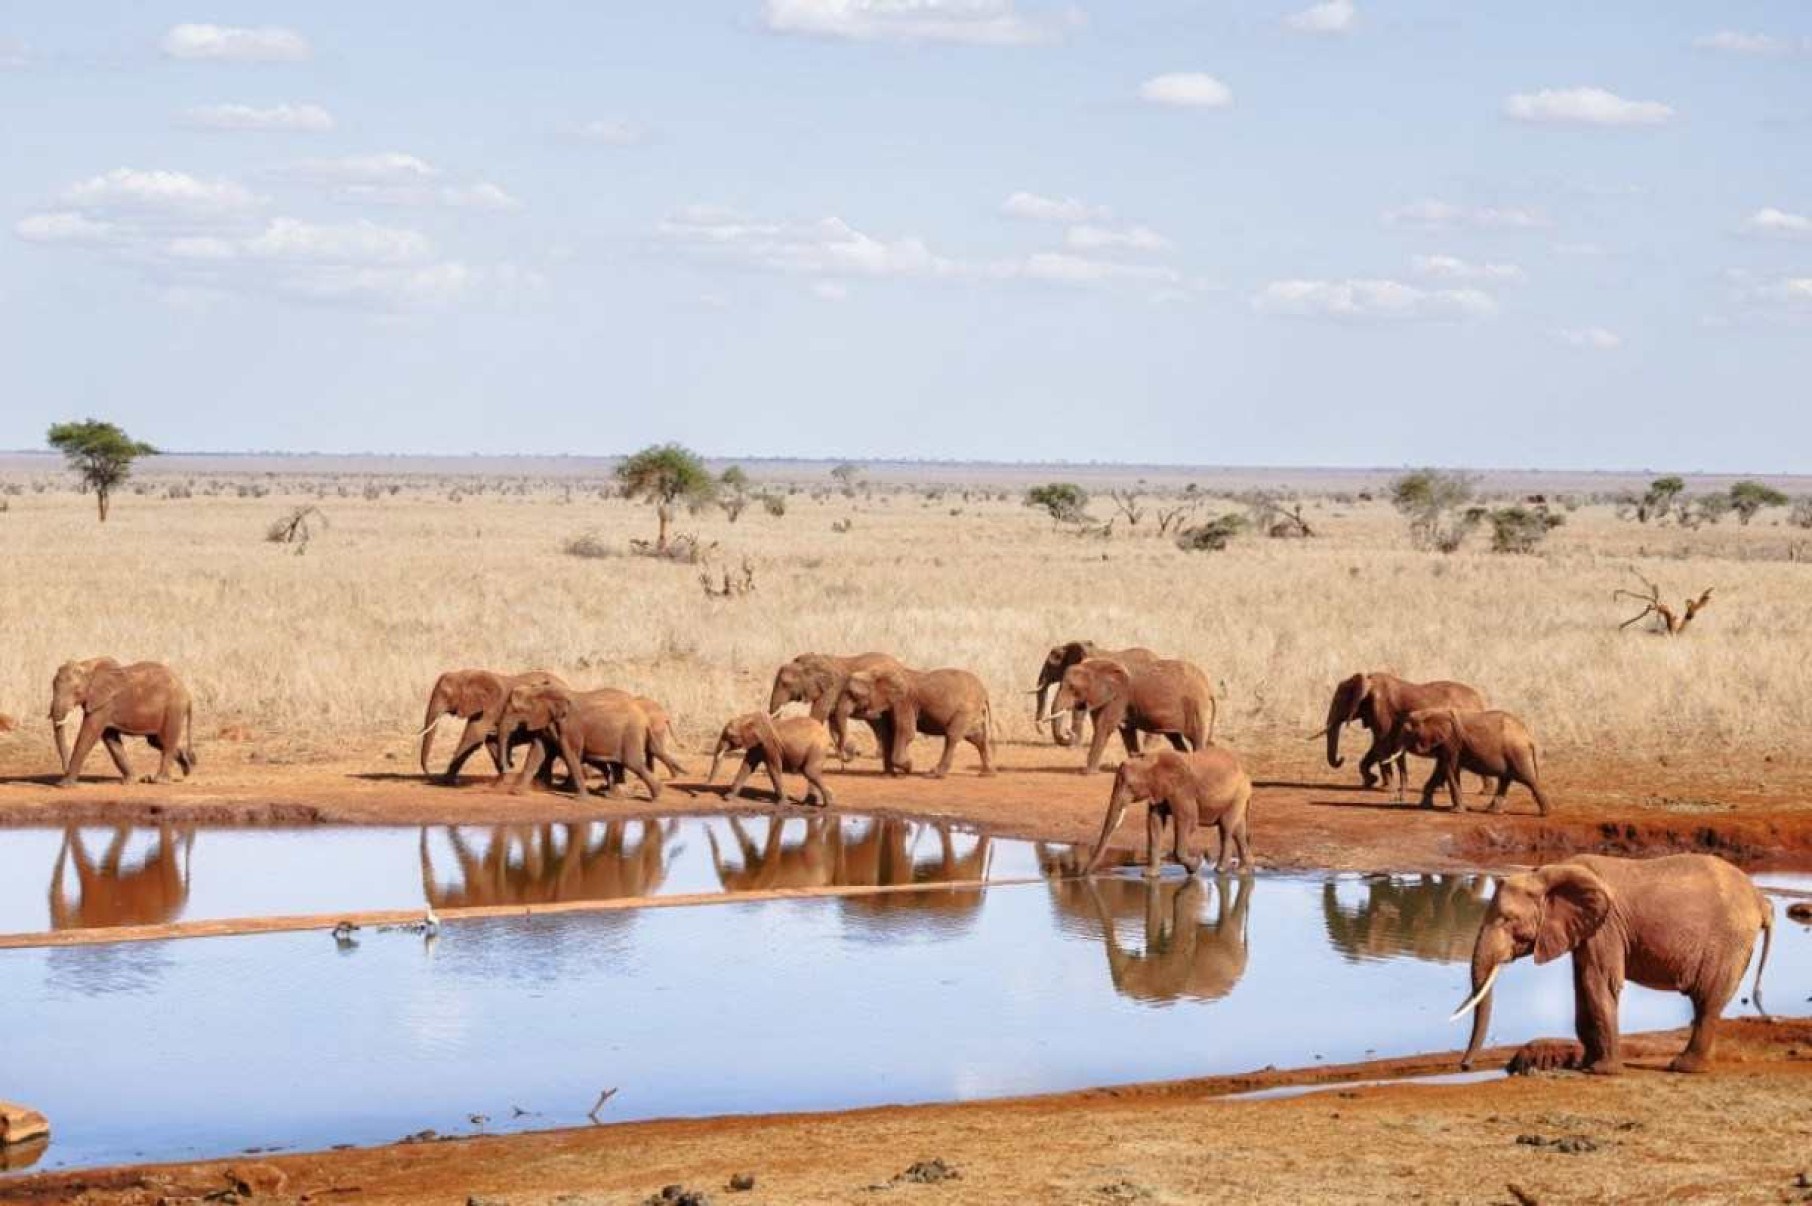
1088;875;1252;1005
1043;657;1216;774
767;651;905;761
1031;641;1158;747
708;815;840;892
420;820;675;909
564;690;688;791
418;668;567;784
1452;853;1774;1075
836;666;995;778
1322;875;1491;965
1083;747;1252;876
706;713;834;806
49;658;196;787
1400;707;1552;815
495;683;661;800
48;825;195;930
835;820;993;936
1318;671;1486;793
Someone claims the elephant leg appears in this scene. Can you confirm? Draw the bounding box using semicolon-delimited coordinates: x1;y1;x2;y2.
929;730;960;779
1357;737;1387;790
145;728;179;783
1418;760;1446;809
970;719;996;777
1573;956;1624;1074
58;717;109;786
505;740;545;796
441;717;489;784
1164;731;1188;752
1516;753;1553;816
1085;713;1114;775
1485;773;1511;813
1669;995;1720;1073
725;756;755;801
102;731;135;782
802;754;833;807
626;757;662;801
1143;806;1165;879
1119;724;1141;759
1172;813;1203;876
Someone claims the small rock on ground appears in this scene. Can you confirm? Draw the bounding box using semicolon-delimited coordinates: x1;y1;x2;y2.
645;1186;712;1206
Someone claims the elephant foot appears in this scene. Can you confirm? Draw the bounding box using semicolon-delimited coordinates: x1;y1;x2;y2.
1667;1052;1712;1074
140;774;163;785
1141;866;1163;880
1484;801;1507;814
978;767;998;777
53;776;77;790
925;770;947;780
1506;1039;1586;1075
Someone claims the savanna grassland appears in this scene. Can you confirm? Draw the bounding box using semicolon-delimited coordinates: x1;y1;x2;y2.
1;456;1809;773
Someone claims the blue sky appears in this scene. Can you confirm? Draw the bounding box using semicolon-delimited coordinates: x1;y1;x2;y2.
3;2;1808;468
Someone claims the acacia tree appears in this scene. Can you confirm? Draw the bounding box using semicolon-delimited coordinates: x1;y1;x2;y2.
1728;480;1788;526
614;443;717;551
1389;469;1477;552
47;419;158;522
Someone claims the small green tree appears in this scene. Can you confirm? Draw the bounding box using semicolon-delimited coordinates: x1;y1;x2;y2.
718;465;752;523
1482;505;1563;553
1728;480;1788;526
1635;475;1685;524
47;419;158;522
614;443;717;551
1175;513;1247;552
1025;482;1090;525
1390;469;1476;552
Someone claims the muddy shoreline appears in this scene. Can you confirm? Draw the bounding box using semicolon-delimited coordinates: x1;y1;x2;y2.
3;744;1810;1202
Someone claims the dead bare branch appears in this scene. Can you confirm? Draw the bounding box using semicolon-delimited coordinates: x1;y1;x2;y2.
1612;568;1714;635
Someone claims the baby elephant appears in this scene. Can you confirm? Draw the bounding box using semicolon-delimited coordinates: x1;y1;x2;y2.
1083;748;1253;878
706;714;834;807
1453;853;1773;1075
1401;707;1551;816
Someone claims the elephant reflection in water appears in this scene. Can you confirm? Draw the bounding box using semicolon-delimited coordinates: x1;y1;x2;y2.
420;820;678;908
1037;845;1252;1005
1321;874;1490;965
49;825;195;930
707;816;991;906
835;819;992;934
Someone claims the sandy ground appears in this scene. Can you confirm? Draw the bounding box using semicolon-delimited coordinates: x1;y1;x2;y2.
2;738;1810;1203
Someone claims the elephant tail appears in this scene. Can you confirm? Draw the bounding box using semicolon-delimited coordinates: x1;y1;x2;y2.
1751;894;1774;1019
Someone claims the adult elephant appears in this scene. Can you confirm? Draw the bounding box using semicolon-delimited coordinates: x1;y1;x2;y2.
49;658;195;787
1401;707;1552;815
1031;642;1158;747
494;683;661;800
767;651;905;761
1083;747;1253;876
565;690;687;789
49;825;195;930
1045;657;1215;774
418;668;567;784
1451;854;1773;1075
1321;874;1491;966
1316;671;1486;792
836;666;995;778
1089;876;1252;1006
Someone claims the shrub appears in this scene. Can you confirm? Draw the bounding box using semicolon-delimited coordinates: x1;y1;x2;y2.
760;492;787;518
1175;513;1247;552
562;531;617;559
1025;482;1090;525
1390;469;1477;552
1791;498;1812;530
1482;505;1563;554
267;505;327;550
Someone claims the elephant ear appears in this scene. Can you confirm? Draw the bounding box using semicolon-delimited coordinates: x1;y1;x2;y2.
459;674;500;717
84;662;128;713
1095;661;1131;707
755;713;787;772
1533;864;1612;964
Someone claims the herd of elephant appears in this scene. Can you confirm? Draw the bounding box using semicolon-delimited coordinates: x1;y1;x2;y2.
38;646;1779;1076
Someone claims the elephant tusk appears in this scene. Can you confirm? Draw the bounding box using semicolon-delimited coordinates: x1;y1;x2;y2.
1305;723;1335;741
414;719;443;737
54;713;80;729
1449;964;1500;1021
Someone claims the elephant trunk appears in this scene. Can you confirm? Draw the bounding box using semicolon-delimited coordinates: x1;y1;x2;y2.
1324;702;1346;769
419;689;447;777
52;710;73;775
766;680;790;716
706;736;731;786
1455;925;1512;1069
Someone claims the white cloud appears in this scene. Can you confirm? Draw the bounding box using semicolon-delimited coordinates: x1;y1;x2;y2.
1744;207;1811;237
242;218;433;264
1694;30;1807;57
184;103;334;132
1065;223;1169;252
1503;87;1674;127
1252;278;1497;321
61;167;261;218
288;154;521;211
810;280;849;301
1138;72;1233;109
1000;191;1108;223
569;118;645;146
1410;253;1525;283
662;208;961;279
1383;199;1547;230
1015;252;1179;285
1286;0;1355;36
0;39;28;69
761;0;1081;46
15;211;118;245
1555;326;1622;350
159;24;310;63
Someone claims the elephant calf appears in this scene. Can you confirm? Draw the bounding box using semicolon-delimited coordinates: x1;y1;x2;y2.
1453;853;1774;1075
1083;748;1253;877
50;658;196;787
1401;707;1551;816
707;713;834;806
496;685;662;801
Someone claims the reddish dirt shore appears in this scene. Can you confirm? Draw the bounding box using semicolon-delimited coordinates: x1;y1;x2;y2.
2;738;1809;1203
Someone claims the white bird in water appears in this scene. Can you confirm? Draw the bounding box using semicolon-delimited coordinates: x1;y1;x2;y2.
423;905;440;938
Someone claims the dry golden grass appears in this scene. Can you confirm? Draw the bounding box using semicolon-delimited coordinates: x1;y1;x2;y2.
1;468;1808;767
